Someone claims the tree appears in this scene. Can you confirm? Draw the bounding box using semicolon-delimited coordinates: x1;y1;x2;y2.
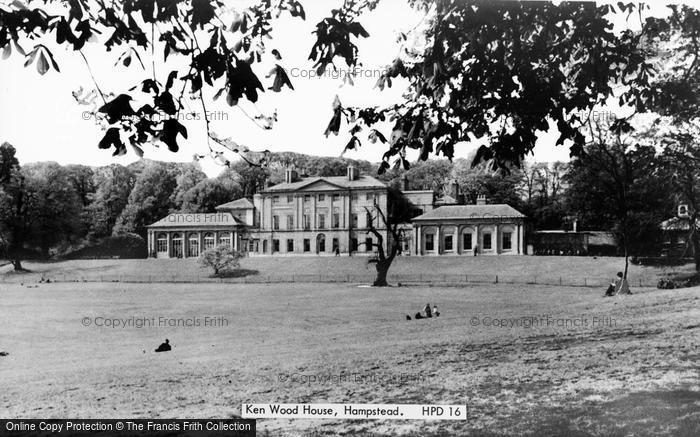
650;120;700;270
171;163;207;210
0;1;680;171
363;188;413;286
113;161;178;237
86;164;135;238
451;159;523;206
0;145;28;270
199;244;242;277
21;162;83;257
0;142;19;185
518;162;569;230
179;178;242;213
566;120;671;278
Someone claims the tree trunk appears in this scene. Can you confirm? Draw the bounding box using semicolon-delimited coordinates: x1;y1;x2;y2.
373;260;390;287
11;258;22;271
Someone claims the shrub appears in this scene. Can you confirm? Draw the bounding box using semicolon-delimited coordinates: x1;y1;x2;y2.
198;245;243;277
64;233;147;259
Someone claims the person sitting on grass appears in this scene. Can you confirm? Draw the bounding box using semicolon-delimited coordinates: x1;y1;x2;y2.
604;281;616;297
424;303;432;318
155;339;171;352
433;304;440;317
614;272;632;295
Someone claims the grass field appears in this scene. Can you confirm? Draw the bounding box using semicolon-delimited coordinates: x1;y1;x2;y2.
1;278;699;436
0;256;691;287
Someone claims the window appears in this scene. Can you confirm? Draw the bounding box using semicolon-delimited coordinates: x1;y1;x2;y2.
171;233;182;258
303;239;311;252
318;194;325;202
287;239;294;252
318;236;326;252
286;215;294;230
351;192;358;201
273;215;280;230
365;237;373;252
248;240;256;252
463;233;473;250
272;239;280;252
365;212;373;228
218;233;231;248
273;195;280;204
318;214;326;229
287;195;293;203
351;213;358;228
503;232;512;250
444;235;453;251
156;234;168;253
304;194;310;203
332;194;340;201
203;233;215;250
425;234;434;251
303;214;311;230
332;238;339;252
483;232;492;250
351;238;358;252
332;213;340;228
263;240;268;253
366;192;374;202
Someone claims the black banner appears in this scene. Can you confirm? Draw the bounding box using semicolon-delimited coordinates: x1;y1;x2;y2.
0;420;255;437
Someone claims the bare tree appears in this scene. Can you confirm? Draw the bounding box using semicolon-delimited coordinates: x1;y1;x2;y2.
363;204;406;287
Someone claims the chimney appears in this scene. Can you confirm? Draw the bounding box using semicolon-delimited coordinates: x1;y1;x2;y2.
402;174;409;191
284;167;298;184
449;180;459;203
347;165;359;181
476;194;487;205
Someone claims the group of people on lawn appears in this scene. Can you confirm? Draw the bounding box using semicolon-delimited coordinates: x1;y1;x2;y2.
407;303;439;320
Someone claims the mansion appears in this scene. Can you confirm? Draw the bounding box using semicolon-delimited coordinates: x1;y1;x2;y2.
146;165;526;258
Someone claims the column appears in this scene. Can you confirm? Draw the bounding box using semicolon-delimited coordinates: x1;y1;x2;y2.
495;224;500;255
475;224;480;254
167;232;173;258
231;231;236;251
436;226;441;255
183;232;189;258
519;222;524;254
199;232;204;255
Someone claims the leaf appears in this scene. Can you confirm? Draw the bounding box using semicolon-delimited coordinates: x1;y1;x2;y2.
98;94;135;123
266;64;294;92
165;70;178;90
191;0;216;29
160;119;188;152
98;127;126;156
36;51;49;75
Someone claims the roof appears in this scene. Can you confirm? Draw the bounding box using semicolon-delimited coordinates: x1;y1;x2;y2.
263;175;387;192
215;198;254;210
412;204;525;221
147;212;243;228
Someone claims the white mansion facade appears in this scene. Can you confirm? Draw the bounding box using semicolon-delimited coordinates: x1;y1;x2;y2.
146;165;525;258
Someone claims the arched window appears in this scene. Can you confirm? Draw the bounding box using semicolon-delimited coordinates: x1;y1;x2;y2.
218;233;232;248
171;233;183;258
188;234;200;257
203;233;215;250
156;233;168;253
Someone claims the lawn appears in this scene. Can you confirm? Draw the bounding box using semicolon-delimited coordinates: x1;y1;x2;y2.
1;280;698;436
0;256;690;287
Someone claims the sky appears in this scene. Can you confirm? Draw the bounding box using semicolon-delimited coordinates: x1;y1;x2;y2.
0;0;677;177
